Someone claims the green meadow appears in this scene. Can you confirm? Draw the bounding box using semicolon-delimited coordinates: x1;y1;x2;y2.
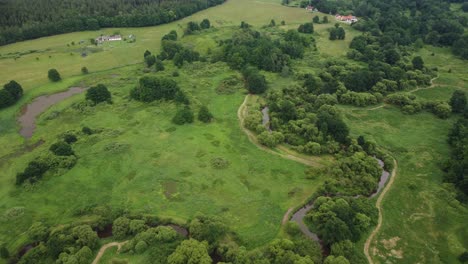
341;46;468;263
0;0;467;263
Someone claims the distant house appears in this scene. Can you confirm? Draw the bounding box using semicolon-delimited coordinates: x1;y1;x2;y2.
335;14;358;23
95;35;122;44
306;5;318;12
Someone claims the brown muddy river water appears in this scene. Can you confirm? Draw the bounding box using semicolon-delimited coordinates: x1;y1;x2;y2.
18;87;86;138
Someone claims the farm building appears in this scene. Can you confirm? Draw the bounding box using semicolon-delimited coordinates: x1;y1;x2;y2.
335;14;358;23
305;5;318;12
95;35;122;43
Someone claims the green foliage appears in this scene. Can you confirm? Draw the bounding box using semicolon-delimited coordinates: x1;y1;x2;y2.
72;225;99;249
0;246;9;259
48;69;61;82
145;55;156;67
50;141;74;156
221;28;291;72
189;214;227;246
446;116;468;200
0;0;225;45
81;126;93;135
28;222;49;241
323;16;329;23
329;26;345;40
16;160;49;185
172;106;194;125
339;91;378;106
242;67;267;94
144;50;151;58
0;80;23;109
167;239;211;264
162;31;178;41
81;66;88;74
449;90;467;113
135;240;148;254
257;131;284;147
307;197;377;245
200;19;211;29
63;133;78;144
130;76;180;102
185;21;201;35
313;15;320;23
129;219;147;235
198;105;213;123
412;56;424;70
324;255;350;264
113;217;130;239
298;22;314;33
3;80;23;100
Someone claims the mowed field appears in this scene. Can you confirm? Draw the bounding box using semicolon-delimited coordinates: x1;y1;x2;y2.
341;47;468;263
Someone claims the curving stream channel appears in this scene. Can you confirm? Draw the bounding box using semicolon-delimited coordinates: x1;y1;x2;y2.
18;87;87;138
290;159;390;246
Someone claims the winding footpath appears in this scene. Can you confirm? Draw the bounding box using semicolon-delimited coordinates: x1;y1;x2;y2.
364;159;398;264
92;241;128;264
237;95;400;262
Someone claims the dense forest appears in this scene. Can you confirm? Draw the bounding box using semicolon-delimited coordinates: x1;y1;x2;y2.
0;0;225;45
301;0;468;60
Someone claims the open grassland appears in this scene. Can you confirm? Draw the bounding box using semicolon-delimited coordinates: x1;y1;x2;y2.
1;0;467;262
0;60;328;253
0;0;346;90
341;46;468;263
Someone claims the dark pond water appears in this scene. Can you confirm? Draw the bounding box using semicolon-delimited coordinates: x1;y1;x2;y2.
18;87;86;138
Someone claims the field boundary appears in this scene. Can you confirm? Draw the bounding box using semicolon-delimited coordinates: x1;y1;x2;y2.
364;158;398;264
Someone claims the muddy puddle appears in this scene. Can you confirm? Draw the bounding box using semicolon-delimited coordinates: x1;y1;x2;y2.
18;87;87;138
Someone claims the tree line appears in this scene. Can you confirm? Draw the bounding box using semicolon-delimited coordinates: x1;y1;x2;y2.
304;0;467;59
0;0;225;45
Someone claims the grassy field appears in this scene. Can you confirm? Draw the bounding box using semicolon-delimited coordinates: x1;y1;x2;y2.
0;59;327;253
341;46;468;263
0;0;467;262
0;0;348;90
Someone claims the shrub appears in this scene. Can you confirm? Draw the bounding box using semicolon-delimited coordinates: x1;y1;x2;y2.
200;19;211;29
257;131;284;147
298;22;314;33
48;69;61;82
50;141;74;156
81;66;89;74
63;133;77;144
113;217;130;239
0;246;9;259
131;76;180;102
145;55;156;67
198;106;213;123
129;220;147;235
3;80;23;100
242;67;267;94
449;90;467;113
431;102;452;119
135;241;148;254
172;107;194;125
0;89;15;108
86;84;111;104
16;160;49;185
82;126;93;135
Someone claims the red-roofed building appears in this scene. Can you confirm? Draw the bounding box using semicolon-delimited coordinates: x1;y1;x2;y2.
335;14;358;23
306;5;318;12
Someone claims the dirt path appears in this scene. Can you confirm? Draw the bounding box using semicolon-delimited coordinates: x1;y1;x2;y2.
364;159;398;264
237;94;322;167
409;76;439;93
282;208;293;225
92;241;128;264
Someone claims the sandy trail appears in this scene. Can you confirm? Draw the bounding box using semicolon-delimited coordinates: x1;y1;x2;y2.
92;241;128;264
364;159;398;264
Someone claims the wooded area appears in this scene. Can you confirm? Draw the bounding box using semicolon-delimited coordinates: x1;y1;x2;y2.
0;0;225;45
